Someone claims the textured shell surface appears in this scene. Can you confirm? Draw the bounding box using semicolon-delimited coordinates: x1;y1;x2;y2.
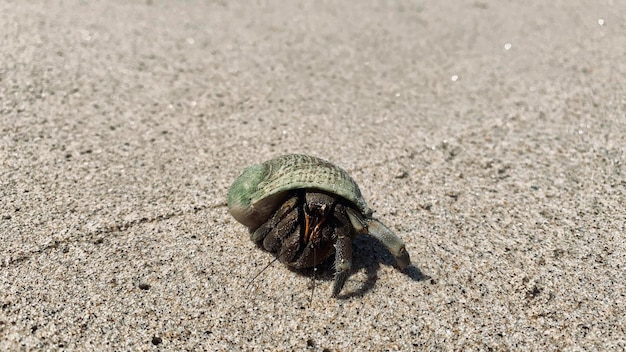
228;154;373;229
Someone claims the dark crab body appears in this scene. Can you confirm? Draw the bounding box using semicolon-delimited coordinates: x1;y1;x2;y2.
228;154;410;296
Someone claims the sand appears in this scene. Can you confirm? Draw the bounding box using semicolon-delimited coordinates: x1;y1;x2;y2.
1;1;624;350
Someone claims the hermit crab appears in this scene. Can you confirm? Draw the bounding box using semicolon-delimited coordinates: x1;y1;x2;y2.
227;154;410;296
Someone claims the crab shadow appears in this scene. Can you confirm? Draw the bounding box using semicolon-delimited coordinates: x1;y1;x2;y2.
289;234;429;299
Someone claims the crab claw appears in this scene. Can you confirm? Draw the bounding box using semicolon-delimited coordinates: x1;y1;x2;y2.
346;208;411;269
366;219;411;269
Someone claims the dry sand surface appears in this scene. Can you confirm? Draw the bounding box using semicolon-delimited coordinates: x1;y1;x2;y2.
1;1;625;351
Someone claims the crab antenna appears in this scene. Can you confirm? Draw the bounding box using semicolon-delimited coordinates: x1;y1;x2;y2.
245;256;281;291
246;242;301;291
309;266;317;303
309;241;319;303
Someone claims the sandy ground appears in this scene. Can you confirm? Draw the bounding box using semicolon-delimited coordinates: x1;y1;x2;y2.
1;1;625;351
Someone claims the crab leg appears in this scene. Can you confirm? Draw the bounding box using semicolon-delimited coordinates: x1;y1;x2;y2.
332;226;353;297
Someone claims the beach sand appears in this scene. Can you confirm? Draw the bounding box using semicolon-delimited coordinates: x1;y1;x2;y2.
1;1;624;350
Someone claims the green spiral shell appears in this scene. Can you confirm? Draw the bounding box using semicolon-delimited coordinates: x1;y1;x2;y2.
228;154;372;229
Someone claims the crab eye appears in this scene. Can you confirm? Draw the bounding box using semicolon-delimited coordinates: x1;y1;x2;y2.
307;203;327;216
